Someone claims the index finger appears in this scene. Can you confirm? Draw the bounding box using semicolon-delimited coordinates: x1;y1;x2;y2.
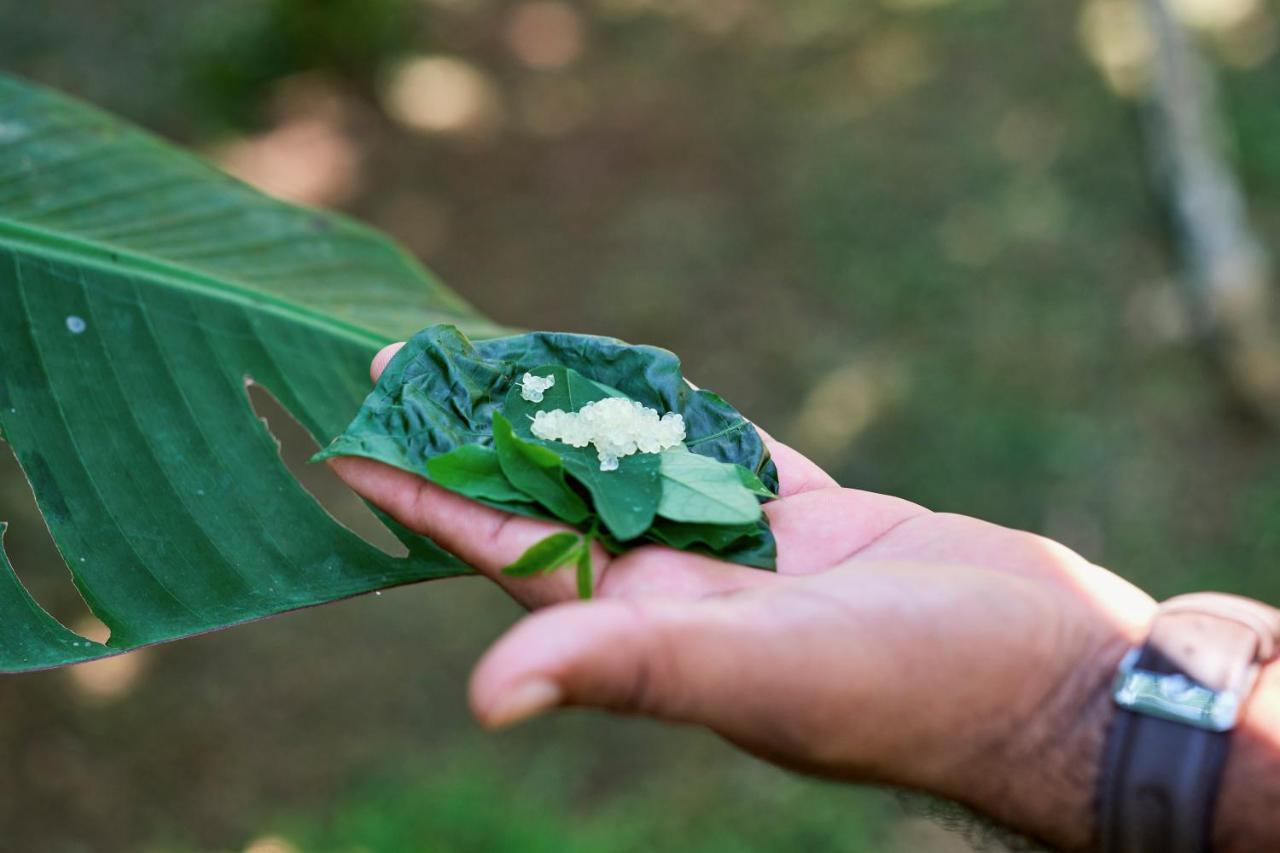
371;341;405;383
330;454;599;609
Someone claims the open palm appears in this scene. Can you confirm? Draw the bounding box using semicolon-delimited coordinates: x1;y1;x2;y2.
331;343;1155;850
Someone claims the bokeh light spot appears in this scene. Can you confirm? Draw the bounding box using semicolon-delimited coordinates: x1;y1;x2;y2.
1170;0;1259;31
214;118;362;206
382;55;504;136
242;835;300;853
788;362;906;466
1212;4;1278;68
213;75;363;206
1078;0;1155;98
504;1;586;70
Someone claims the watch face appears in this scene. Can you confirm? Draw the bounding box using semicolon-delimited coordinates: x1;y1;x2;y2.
1113;658;1241;732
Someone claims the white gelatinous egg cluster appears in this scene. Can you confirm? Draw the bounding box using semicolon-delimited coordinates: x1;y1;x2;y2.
518;372;557;403
530;397;686;471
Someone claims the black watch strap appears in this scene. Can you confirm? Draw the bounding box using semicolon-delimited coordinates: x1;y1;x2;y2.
1096;593;1280;853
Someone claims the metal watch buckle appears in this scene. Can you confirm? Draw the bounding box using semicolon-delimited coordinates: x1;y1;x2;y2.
1111;647;1258;732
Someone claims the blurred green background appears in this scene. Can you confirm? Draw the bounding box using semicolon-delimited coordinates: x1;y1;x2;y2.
2;0;1279;850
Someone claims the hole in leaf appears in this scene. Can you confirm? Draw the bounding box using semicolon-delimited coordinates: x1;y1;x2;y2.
0;440;110;642
245;380;409;559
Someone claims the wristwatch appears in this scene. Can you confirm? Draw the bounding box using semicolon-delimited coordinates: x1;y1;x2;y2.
1096;592;1280;852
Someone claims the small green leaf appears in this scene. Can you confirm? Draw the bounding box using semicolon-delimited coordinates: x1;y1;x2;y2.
657;449;762;525
502;532;584;577
504;366;662;541
735;465;776;498
576;541;594;600
565;451;661;542
492;412;590;524
427;445;532;504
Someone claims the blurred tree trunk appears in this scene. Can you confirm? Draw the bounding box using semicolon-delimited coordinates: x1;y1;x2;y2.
1139;0;1280;424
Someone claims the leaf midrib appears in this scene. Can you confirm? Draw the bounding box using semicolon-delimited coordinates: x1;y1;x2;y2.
0;215;394;350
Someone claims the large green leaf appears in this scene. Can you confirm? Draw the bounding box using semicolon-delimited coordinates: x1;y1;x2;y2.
0;73;506;672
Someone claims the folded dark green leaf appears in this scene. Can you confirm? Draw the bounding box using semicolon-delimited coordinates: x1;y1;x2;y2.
503;366;661;542
708;525;777;570
316;324;778;492
315;325;510;472
316;324;780;581
649;519;760;551
650;519;775;569
501;532;584;577
492;413;590;524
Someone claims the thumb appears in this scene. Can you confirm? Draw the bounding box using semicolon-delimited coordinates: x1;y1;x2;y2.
371;341;404;382
469;596;752;730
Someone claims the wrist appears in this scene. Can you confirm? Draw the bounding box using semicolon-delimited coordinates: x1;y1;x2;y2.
1073;595;1278;853
929;590;1277;852
989;634;1130;851
1213;658;1280;852
973;572;1160;848
927;628;1137;851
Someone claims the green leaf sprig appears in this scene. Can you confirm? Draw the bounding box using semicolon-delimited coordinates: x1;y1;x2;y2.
317;325;779;596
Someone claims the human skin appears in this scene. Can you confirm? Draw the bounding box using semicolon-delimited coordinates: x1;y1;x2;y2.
330;343;1279;851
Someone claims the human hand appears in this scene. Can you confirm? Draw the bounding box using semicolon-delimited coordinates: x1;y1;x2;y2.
330;343;1157;851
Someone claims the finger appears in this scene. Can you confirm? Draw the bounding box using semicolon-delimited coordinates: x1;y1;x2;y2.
329;455;596;608
371;342;405;383
469;595;754;729
765;487;928;575
752;425;839;497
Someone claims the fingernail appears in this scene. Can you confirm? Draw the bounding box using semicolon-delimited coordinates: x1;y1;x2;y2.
484;678;562;729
